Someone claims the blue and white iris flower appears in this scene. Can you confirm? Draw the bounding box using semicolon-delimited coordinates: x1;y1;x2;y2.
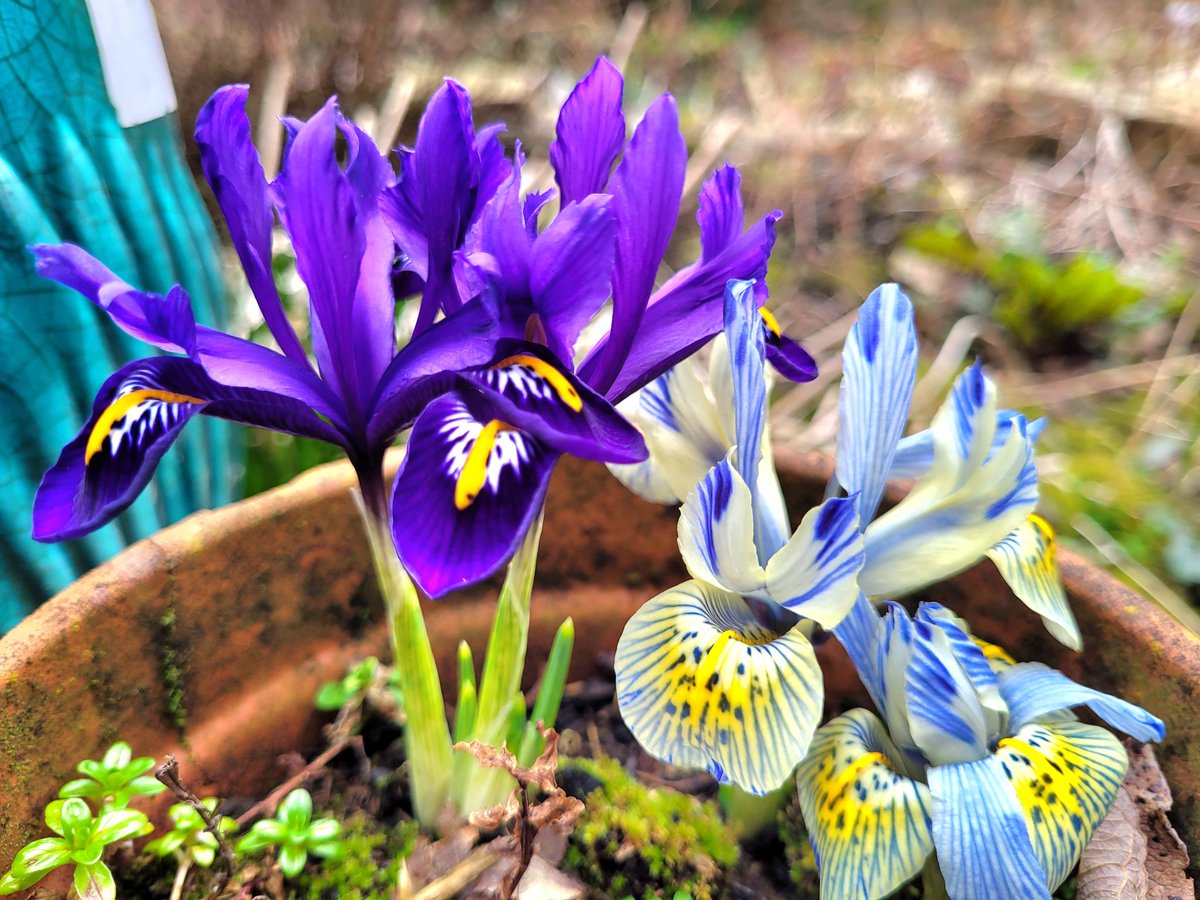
614;280;866;794
797;601;1164;899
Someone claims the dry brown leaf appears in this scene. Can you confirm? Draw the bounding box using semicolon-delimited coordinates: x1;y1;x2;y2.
1077;741;1193;900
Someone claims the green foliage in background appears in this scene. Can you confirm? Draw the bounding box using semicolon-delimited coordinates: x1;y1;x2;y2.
905;217;1145;356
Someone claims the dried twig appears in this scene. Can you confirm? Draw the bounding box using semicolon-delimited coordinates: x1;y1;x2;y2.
156;755;238;892
235;735;363;827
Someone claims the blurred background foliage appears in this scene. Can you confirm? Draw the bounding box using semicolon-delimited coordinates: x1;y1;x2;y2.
149;0;1200;620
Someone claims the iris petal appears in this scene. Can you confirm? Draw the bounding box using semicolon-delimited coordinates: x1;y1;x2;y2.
835;284;919;525
615;579;823;794
986;515;1081;650
928;754;1051;900
998;662;1165;741
194;85;309;365
549;56;626;206
391;394;555;598
30;244;196;354
860;395;1037;598
796;709;934;900
33;357;339;542
678;459;767;596
764;497;863;629
993;721;1127;892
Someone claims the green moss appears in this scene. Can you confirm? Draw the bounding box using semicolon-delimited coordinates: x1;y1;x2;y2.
158;606;189;732
287;812;417;900
777;793;819;897
560;756;738;900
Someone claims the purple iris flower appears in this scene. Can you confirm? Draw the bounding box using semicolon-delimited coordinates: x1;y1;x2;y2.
29;85;502;544
383;58;813;598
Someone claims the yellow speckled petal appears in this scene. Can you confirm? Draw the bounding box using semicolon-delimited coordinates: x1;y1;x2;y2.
615;580;823;794
994;721;1127;892
796;709;934;899
986;514;1081;650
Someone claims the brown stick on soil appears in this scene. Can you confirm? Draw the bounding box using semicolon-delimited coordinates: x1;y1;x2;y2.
156;755;238;891
234;734;363;827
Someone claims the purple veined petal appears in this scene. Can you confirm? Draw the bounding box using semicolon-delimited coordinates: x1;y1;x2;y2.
835;283;919;525
194;85;309;366
469;343;646;465
33;357;343;542
589;209;782;402
366;293;504;448
191;326;348;431
381;149;428;281
390;393;557;598
763;322;818;384
475;122;513;220
585;93;687;395
412;80;481;330
522;189;555;240
697;164;745;263
30;243;196;354
549;56;626;206
529;194;616;366
273;97;392;419
465;153;531;299
928;755;1051;900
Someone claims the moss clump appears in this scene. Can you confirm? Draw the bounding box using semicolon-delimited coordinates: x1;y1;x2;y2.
559;756;738;900
288;812;417;900
158;606;189;732
777;793;819;897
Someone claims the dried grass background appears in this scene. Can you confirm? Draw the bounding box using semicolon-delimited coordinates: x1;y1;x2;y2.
151;0;1200;624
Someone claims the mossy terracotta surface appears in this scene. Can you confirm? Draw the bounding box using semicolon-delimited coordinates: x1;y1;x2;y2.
0;451;1196;880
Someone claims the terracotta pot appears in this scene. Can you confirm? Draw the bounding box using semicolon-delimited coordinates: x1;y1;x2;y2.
1;451;1197;879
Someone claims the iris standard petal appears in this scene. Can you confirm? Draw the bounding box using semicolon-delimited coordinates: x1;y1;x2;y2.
928;755;1052;900
30;243;196;353
764;496;864;629
194;85;308;365
889;411;1046;481
549;56;626;206
274;98;395;414
993;721;1127;892
411;80;482;325
998;662;1166;741
615;579;824;794
796;709;934;900
905;619;991;766
529;195;617;365
465;155;530;299
834;283;918;525
860;411;1037;598
678;459;768;596
915;603;1008;741
986;514;1081;650
584;94;687;395
595;208;783;402
33;357;339;542
697;164;744;262
390;393;556;598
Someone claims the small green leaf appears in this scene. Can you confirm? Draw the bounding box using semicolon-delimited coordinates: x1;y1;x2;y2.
58;778;103;800
93;808;152;845
454;680;478;742
190;843;216;868
76;760;107;781
278;843;308;878
505;689;527;751
43;799;67;836
304;819;340;844
518;617;574;764
115;756;157;785
144;831;186;857
101;743;132;772
278;789;313;831
73;861;116;900
236;819;288;853
70;844;104;867
123;774;167;797
314;681;351;710
59;798;93;848
457;640;476;695
1;837;72;890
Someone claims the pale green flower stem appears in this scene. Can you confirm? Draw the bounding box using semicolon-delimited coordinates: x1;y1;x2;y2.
455;513;544;813
356;489;453;831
